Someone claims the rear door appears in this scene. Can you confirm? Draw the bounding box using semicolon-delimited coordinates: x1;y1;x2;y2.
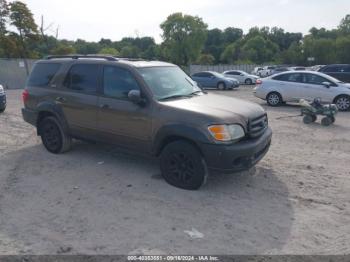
59;63;100;137
97;65;153;152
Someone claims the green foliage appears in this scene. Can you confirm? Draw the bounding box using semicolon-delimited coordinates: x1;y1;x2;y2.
98;47;119;56
241;35;279;64
335;36;350;63
160;12;207;65
0;0;9;34
0;4;348;67
51;44;76;55
196;53;215;65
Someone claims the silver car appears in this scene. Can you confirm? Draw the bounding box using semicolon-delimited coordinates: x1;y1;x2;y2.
254;71;350;111
223;70;258;85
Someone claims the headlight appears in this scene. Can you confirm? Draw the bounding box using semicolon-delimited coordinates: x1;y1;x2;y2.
208;124;245;142
0;85;4;94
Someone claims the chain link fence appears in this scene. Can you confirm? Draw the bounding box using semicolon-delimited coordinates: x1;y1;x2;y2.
0;59;37;89
189;64;261;75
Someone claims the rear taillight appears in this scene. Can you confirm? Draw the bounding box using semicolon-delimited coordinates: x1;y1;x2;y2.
22;89;29;104
256;79;262;85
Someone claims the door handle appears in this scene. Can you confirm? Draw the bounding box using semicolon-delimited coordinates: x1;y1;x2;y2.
56;97;66;103
100;104;110;109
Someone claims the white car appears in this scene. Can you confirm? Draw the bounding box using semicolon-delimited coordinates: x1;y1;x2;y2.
223;70;258;85
254;71;350;111
258;66;276;77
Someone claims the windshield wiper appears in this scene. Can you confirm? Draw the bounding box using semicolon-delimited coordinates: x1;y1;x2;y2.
189;90;206;95
159;94;193;101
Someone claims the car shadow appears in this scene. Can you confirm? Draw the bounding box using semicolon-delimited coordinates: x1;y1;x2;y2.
0;142;293;254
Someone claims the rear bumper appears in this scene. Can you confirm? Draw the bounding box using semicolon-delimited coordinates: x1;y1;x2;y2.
0;94;6;109
22;108;38;126
200;127;272;174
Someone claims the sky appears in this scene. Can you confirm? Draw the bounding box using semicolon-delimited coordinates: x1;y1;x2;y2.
24;0;350;43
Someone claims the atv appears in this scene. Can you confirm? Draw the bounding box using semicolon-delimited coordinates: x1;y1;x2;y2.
299;98;338;126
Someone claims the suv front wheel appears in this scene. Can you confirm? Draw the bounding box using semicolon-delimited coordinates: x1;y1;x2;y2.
160;140;208;190
39;116;72;154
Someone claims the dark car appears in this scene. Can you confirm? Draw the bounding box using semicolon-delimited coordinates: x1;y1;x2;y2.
0;84;6;113
191;71;239;89
318;64;350;83
22;55;272;190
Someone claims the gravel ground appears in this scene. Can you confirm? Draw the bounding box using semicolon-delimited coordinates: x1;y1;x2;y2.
0;87;349;255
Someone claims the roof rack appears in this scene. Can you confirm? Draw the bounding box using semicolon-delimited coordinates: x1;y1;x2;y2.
45;55;118;61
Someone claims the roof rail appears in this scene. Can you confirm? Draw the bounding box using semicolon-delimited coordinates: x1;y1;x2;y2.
45;55;118;61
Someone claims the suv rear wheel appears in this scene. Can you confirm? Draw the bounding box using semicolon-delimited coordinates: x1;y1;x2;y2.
39;116;72;154
160;140;208;190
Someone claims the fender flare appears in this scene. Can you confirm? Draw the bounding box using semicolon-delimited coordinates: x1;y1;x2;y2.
36;102;70;134
152;124;211;156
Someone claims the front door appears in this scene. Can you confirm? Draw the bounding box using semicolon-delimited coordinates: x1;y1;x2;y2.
300;73;335;103
97;65;153;153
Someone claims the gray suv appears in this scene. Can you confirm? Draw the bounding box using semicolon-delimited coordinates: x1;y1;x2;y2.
22;55;272;190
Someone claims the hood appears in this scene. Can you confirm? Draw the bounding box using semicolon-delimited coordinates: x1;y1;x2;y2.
159;93;266;127
343;83;350;89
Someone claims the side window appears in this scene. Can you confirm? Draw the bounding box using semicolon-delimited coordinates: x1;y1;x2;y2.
193;73;204;77
273;73;301;82
286;73;302;82
343;66;350;72
303;74;330;85
103;66;140;99
202;73;211;77
323;66;340;73
64;64;99;93
27;63;61;87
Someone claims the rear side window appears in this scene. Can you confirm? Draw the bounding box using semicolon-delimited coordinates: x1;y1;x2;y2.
27;63;61;87
273;73;302;82
103;66;140;99
322;66;341;73
64;64;99;93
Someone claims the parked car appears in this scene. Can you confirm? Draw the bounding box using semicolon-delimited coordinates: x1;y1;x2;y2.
318;64;350;83
222;70;258;85
191;71;239;89
254;71;350;111
258;66;276;77
290;66;307;71
0;84;6;113
251;67;263;76
22;55;272;190
270;67;290;75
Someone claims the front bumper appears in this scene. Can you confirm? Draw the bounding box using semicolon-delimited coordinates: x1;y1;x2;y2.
0;94;6;109
200;127;272;173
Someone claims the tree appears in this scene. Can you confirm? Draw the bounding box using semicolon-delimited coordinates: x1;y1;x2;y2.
338;14;350;35
0;0;9;34
120;45;140;58
241;35;279;64
160;12;207;65
223;27;243;43
9;1;38;74
50;44;76;55
196;53;215;65
335;36;350;63
98;47;119;56
303;37;336;64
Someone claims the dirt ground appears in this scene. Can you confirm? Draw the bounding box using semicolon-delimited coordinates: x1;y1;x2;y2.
0;87;349;255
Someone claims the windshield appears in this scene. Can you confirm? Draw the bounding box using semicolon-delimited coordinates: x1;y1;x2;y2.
138;66;202;100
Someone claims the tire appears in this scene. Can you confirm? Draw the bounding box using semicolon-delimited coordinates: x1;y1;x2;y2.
217;82;226;90
303;114;316;124
38;116;72;154
334;95;350;111
0;107;5;113
160;140;208;190
245;78;253;85
266;92;283;107
329;116;335;123
321;116;332;126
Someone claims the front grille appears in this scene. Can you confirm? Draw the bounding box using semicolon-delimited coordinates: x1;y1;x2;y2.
248;114;268;138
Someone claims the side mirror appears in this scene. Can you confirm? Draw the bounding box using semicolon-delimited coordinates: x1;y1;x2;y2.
128;90;145;106
322;81;331;88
